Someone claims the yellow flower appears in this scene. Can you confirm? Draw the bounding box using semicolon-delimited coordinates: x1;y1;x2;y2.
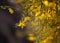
40;39;48;43
39;13;45;19
23;16;31;23
30;6;34;10
57;26;60;29
40;36;53;43
43;1;49;6
28;33;37;41
45;14;51;18
8;8;14;14
37;6;41;11
17;21;25;28
35;11;40;16
17;16;30;28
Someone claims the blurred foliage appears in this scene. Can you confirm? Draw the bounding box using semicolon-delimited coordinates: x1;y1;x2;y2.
16;0;60;43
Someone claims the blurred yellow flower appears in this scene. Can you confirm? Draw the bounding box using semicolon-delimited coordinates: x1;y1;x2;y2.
37;6;41;11
30;6;34;10
35;11;40;16
17;21;25;28
8;8;14;14
43;1;49;6
57;26;60;29
28;33;37;41
39;13;45;19
40;36;53;43
40;39;48;43
45;13;51;18
23;16;31;23
28;36;37;41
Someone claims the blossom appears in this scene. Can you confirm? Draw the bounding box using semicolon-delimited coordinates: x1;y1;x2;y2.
8;8;14;14
43;1;49;6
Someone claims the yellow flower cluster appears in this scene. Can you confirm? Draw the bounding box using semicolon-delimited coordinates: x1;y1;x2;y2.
16;0;60;43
